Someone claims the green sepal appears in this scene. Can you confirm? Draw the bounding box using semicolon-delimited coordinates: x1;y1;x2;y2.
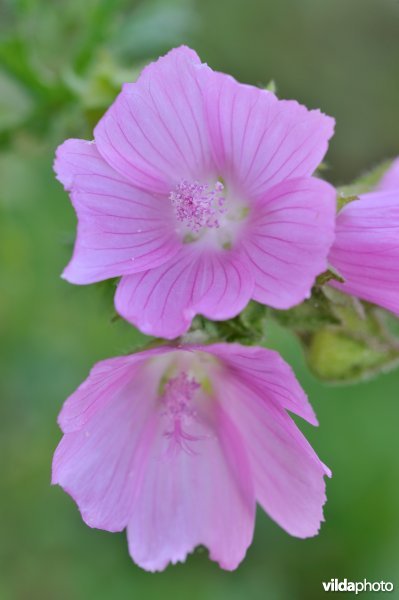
264;80;277;94
336;159;393;211
189;301;268;346
271;287;340;333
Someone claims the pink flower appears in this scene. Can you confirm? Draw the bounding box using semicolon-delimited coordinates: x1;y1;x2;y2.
329;158;399;314
54;46;336;339
52;343;330;572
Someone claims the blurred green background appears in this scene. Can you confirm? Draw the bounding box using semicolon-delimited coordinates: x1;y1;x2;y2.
1;0;399;598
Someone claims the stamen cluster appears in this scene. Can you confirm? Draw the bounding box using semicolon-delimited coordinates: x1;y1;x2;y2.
170;180;226;232
161;371;201;453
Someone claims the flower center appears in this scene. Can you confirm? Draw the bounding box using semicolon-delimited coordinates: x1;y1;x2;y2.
170;180;226;233
160;371;203;455
169;179;250;248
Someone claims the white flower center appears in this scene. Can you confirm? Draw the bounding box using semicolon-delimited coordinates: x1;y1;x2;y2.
169;179;250;248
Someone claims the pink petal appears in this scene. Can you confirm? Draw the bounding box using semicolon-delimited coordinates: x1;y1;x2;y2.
94;47;212;194
240;177;336;308
54;138;102;191
211;354;329;538
52;355;165;532
329;189;399;315
201;69;334;199
115;248;254;339
204;343;318;425
54;139;180;284
57;347;173;433
378;158;399;191
127;400;255;571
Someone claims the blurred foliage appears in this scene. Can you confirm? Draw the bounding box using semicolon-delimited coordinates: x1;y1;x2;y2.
1;0;399;599
0;0;196;144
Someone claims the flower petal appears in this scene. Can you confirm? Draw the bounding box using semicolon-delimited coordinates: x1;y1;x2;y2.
127;401;255;572
94;46;212;194
56;348;172;433
241;177;336;308
378;158;399;191
204;343;318;425
52;354;166;532
212;357;329;538
190;249;255;322
201;69;334;199
329;189;399;315
115;248;254;339
54;139;180;284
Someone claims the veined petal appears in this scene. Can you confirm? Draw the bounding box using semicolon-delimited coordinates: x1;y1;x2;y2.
241;177;336;308
190;249;255;321
127;400;255;572
204;343;318;425
115;248;254;339
54;138;103;191
54;139;179;284
94;46;212;194
57;348;172;433
329;189;399;315
52;355;164;532
201;69;334;200
213;362;329;538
